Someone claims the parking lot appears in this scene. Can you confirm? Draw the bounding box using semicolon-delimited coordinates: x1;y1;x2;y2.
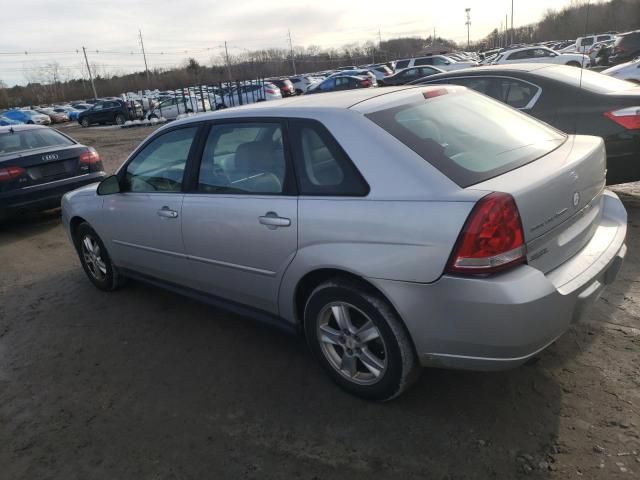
0;123;639;479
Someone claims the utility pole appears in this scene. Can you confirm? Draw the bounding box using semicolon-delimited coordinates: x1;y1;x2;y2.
139;29;150;86
505;14;508;47
82;46;97;99
287;29;296;75
433;26;436;45
465;8;471;49
378;27;382;47
511;0;514;45
224;41;233;83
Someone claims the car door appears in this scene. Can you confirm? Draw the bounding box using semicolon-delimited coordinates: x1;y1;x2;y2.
335;77;351;91
181;121;298;314
101;125;201;286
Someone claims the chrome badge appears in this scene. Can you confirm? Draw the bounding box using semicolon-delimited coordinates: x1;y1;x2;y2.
42;153;59;161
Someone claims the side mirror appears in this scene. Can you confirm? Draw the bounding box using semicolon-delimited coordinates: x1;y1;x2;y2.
97;174;121;195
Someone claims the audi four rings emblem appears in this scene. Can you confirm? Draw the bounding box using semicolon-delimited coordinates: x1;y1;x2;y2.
573;191;580;208
42;153;59;161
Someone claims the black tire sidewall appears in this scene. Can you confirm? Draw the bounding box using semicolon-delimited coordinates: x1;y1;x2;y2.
304;282;408;401
75;223;117;291
115;114;125;125
81;118;89;127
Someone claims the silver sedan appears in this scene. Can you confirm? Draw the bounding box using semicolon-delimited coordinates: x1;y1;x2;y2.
62;86;627;400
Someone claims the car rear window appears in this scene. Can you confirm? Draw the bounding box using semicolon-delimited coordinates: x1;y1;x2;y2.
0;128;74;155
540;66;639;93
365;88;566;187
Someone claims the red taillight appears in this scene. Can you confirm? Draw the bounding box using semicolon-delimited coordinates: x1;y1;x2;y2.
0;166;25;181
447;192;526;275
423;88;449;99
361;80;371;87
265;89;277;94
79;148;101;164
604;107;640;130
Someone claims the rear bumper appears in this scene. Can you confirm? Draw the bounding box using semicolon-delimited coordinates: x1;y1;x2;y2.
0;172;106;216
370;190;627;371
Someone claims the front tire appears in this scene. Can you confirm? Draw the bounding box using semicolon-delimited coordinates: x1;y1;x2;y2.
567;61;581;67
80;117;90;128
74;223;123;291
114;114;126;125
304;279;419;401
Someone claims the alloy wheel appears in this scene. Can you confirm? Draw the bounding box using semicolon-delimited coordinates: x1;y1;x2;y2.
81;234;107;281
317;302;387;385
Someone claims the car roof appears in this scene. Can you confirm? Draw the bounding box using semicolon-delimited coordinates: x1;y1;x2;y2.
424;63;553;75
162;86;430;128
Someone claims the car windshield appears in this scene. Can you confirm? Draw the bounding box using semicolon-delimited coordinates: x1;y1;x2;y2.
540;66;639;92
0;128;74;155
365;88;566;187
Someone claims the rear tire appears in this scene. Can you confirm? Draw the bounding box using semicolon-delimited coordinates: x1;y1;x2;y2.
74;222;124;291
304;278;420;401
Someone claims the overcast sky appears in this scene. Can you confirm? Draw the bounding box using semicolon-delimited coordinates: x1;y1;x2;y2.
1;0;577;86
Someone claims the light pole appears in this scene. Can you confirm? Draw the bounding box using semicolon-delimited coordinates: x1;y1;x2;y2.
465;8;471;49
511;0;514;45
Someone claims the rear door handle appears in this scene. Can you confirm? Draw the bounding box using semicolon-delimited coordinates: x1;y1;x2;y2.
157;206;178;218
259;212;291;229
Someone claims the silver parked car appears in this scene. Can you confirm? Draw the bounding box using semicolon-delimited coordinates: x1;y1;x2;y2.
62;86;627;400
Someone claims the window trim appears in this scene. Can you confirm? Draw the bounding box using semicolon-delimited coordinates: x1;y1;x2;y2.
287;118;370;197
186;117;298;196
116;123;205;194
421;74;543;110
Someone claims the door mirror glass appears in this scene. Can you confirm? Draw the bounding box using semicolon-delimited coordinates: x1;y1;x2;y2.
97;174;121;195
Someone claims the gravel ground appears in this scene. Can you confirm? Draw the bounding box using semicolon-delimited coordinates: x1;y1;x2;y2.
0;123;638;479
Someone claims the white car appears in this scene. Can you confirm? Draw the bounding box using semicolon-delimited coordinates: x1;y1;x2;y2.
209;82;282;109
147;96;203;120
393;55;478;72
602;58;640;84
575;33;617;53
492;46;590;67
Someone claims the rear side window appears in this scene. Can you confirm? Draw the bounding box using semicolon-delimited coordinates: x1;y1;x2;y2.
414;57;433;66
0;128;74;154
365;89;565;187
498;79;539;108
290;120;369;196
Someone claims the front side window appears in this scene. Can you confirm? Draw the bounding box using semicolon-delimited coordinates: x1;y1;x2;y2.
124;127;197;193
320;78;336;91
432;57;450;66
198;123;286;194
290;120;369;196
395;59;410;69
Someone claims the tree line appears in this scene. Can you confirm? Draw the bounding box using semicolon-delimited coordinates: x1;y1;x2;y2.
1;0;638;108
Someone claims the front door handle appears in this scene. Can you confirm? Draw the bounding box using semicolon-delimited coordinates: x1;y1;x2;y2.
259;211;291;229
157;206;178;219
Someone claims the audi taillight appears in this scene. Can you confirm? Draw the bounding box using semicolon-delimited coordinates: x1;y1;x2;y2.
79;148;101;164
0;166;25;182
447;192;526;275
265;88;277;94
604;107;640;130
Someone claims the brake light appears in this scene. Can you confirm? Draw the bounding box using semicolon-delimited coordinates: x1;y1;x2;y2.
604;107;640;130
447;192;526;275
423;88;448;99
265;89;277;94
0;166;25;181
79;148;101;164
361;79;371;87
